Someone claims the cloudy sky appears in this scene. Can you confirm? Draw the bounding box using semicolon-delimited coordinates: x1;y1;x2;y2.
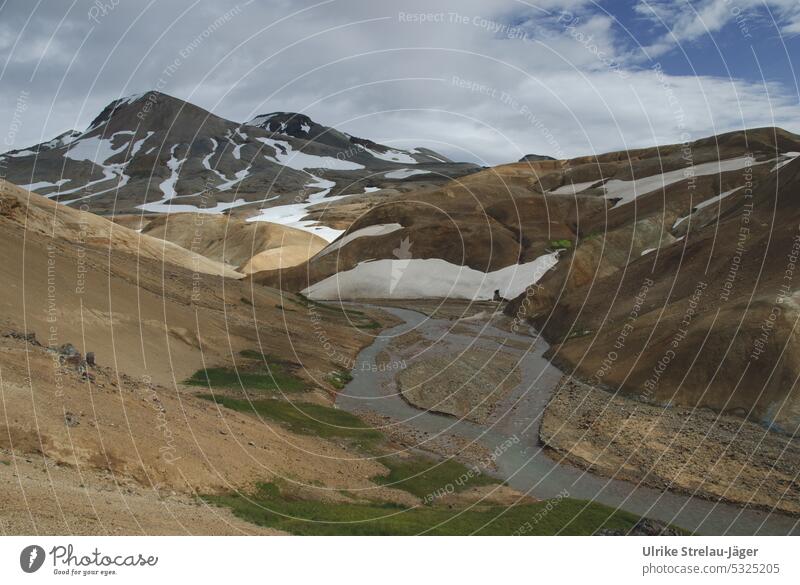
1;0;799;165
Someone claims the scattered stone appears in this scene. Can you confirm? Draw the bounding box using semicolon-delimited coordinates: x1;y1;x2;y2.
86;352;96;367
58;343;79;357
598;518;683;536
2;330;39;345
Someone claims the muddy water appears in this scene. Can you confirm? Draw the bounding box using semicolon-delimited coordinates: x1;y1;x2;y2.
337;305;799;535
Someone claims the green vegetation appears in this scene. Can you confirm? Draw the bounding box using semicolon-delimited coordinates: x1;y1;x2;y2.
205;481;646;535
186;366;306;394
374;456;499;501
198;394;383;447
580;231;604;242
184;351;306;394
291;293;381;330
239;349;277;361
549;239;573;250
327;369;353;390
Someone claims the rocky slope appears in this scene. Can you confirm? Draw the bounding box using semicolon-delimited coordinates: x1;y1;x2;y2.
506;127;800;434
250;158;604;299
248;126;800;437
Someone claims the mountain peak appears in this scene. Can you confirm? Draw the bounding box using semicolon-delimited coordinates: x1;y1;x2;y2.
519;153;556;162
247;112;319;136
84;90;230;137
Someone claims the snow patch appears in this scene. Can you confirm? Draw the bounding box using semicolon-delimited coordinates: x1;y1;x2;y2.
694;186;744;211
247;173;346;241
159;145;187;199
384;168;430;179
129;131;154;158
20;179;70;191
137;199;251;214
549;180;598;195
303;252;560;300
317;223;403;258
65;135;129;164
202;138;219;170
257;137;364;171
606;157;761;208
365;147;418;165
772;152;800;172
217;166;251;191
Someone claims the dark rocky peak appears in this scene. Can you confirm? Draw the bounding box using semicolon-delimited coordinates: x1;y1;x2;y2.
519;154;556;162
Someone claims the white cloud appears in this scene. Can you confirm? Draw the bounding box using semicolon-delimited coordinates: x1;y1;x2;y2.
635;0;800;57
0;0;798;165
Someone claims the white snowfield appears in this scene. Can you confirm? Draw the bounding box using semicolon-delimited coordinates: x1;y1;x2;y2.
19;179;70;191
158;145;186;199
605;156;760;207
316;223;403;258
138;143;253;214
549;180;599;195
65;134;129;164
138;199;249;214
693;186;744;211
257;137;364;171
384;168;430;179
363;146;418;165
549;156;768;207
772;152;800;171
303;252;559;300
50;133;138;202
672;186;744;228
247;174;346;241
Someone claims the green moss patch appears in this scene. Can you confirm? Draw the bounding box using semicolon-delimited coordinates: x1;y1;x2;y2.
205;481;647;535
291;294;381;330
184;351;306;394
549;239;573;250
198;394;383;447
374;456;499;502
327;369;353;390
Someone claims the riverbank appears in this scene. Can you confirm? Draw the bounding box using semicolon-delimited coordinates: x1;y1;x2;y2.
540;377;800;516
336;303;800;535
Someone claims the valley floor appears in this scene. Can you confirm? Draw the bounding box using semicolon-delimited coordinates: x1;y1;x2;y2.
331;300;800;535
541;377;800;517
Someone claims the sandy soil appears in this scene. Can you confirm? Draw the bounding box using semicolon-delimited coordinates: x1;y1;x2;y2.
0;452;281;535
139;213;327;274
0;180;413;534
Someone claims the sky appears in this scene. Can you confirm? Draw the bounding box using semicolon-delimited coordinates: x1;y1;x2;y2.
1;0;799;165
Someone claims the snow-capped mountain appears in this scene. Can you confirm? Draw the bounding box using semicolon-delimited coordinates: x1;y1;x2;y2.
0;91;478;224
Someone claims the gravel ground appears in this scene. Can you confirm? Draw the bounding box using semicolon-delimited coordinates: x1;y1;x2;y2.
540;377;800;516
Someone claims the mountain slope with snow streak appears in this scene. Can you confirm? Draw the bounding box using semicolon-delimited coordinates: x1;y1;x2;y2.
0;91;478;221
